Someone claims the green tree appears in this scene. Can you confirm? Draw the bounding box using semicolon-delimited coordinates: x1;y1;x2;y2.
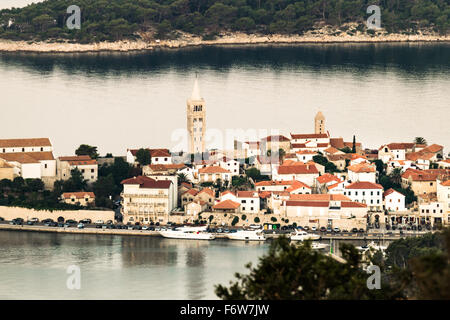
136;148;151;166
414;137;427;145
231;216;239;226
75;144;99;159
215;237;401;299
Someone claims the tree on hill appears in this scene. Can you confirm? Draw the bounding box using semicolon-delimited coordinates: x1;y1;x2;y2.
75;144;99;159
135;148;151;166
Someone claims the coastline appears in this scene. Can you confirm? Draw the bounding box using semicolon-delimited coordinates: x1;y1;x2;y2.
0;31;449;53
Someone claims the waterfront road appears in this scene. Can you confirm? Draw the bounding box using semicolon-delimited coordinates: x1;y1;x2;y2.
0;220;433;240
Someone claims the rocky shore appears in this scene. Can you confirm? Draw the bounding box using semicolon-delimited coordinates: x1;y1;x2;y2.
0;30;449;53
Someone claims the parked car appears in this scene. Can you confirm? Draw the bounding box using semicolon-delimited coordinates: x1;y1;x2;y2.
95;220;104;224
26;221;34;225
106;220;113;224
96;224;102;229
418;225;423;231
57;223;65;227
29;218;39;223
351;228;358;233
77;223;84;229
333;227;340;233
303;226;310;231
42;218;53;224
66;219;77;224
64;223;71;228
320;227;327;232
326;227;332;233
311;226;317;231
386;225;391;230
0;217;4;221
358;228;365;233
342;230;348;233
216;228;223;233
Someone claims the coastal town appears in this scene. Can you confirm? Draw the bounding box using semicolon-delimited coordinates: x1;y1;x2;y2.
0;78;449;239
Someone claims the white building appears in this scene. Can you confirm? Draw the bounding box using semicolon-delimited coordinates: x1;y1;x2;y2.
347;163;377;183
121;176;175;224
126;148;172;165
344;181;384;212
273;163;319;186
236;191;260;214
383;188;406;212
198;166;231;183
57;155;98;183
0;138;56;180
219;157;240;176
378;143;415;163
437;180;450;224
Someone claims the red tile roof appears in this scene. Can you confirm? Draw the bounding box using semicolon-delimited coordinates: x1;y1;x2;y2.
0;138;52;148
290;133;328;139
213;199;241;210
383;188;404;197
62;192;95;199
278;164;319;175
0;152;55;164
289;194;350;201
236;191;258;198
121;176;172;189
347;163;376;173
198;188;215;197
345;181;383;190
316;173;341;184
198;166;231;174
261;135;290;142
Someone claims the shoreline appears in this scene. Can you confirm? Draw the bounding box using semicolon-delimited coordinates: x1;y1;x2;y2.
0;32;449;54
0;223;417;241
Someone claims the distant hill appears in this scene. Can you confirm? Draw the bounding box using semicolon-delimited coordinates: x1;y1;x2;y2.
0;0;448;43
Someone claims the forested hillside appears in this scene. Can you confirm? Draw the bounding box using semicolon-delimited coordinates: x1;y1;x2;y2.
0;0;448;43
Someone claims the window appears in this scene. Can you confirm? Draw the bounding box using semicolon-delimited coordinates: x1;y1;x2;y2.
91;169;94;173
251;207;254;211
241;200;246;203
41;147;44;151
44;164;48;169
22;148;25;152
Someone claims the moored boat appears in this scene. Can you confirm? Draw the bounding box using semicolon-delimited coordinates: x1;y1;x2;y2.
227;229;266;241
159;226;215;240
290;230;321;241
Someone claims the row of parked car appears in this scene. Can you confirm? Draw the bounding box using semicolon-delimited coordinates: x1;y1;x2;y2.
298;225;366;234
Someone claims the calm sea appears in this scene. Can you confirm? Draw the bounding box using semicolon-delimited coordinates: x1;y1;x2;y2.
0;43;449;156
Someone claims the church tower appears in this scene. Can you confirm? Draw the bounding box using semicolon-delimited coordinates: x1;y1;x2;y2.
315;111;325;134
187;78;206;155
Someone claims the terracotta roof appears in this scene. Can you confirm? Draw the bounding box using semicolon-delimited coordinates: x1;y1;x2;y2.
327;154;349;161
291;133;328;139
347;163;376;173
289;194;351;201
0;152;54;164
258;191;272;198
213;199;241;210
62;192;95;199
236;191;259;198
278;164;319;175
198;188;215;197
198;166;231;174
59;155;91;161
183;189;199;196
383;188;405;197
327;181;343;190
406;152;435;161
180;182;193;189
129;148;171;157
296;150;318;155
285;180;311;191
255;180;301;187
0;138;51;148
402;168;450;181
316;173;341;184
381;143;415;150
285;200;329;207
441;180;450;187
330;138;345;149
121;176;171;189
148;164;185;171
421;144;443;153
261;135;290;142
324;147;340;154
341;202;367;208
345;181;383;190
344;142;361;148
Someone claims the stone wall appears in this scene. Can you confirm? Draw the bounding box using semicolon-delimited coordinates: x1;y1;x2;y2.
0;206;114;222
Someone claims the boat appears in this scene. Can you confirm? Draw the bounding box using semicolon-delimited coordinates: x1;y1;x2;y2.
290;230;321;241
356;241;388;252
227;229;266;241
159;226;215;240
311;242;328;250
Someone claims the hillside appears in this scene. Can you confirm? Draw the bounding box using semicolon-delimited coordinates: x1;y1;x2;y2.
0;0;449;44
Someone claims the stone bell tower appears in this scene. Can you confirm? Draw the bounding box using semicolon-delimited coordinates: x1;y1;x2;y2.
315;111;325;134
187;77;206;154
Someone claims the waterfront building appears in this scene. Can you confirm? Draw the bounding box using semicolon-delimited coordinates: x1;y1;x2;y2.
235;191;260;214
401;168;450;195
437;180;450;224
57;155;98;183
383;188;406;212
61;192;95;206
187;78;206;154
0;138;56;183
283;194;367;230
344;181;384;212
121;176;175;224
315;111;325;134
185;200;207;216
212;199;241;214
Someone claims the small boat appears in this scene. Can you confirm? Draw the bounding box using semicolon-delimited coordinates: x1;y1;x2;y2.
311;242;328;250
290;230;321;241
356;241;388;252
227;229;266;241
159;226;215;240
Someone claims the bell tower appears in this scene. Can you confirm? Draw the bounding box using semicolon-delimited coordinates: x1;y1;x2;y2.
315;111;325;134
187;77;206;155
